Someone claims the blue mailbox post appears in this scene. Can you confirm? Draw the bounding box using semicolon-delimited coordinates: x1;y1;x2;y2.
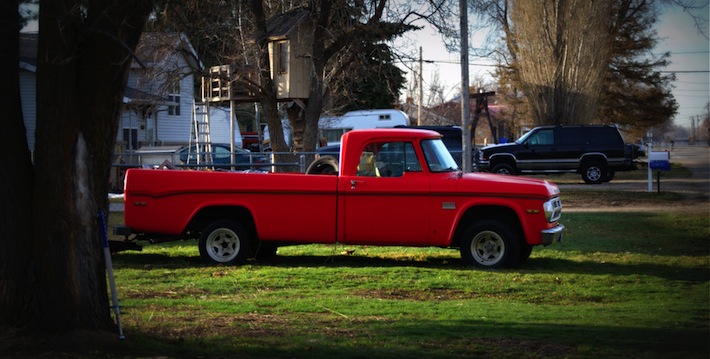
648;151;670;193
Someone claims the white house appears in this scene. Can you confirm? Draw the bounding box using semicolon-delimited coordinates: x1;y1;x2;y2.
19;32;203;154
121;32;203;150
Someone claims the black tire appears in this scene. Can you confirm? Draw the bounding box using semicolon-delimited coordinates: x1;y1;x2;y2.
460;220;521;269
306;156;338;175
518;244;533;263
581;161;606;184
199;220;252;265
603;169;615;182
491;163;515;175
253;242;278;261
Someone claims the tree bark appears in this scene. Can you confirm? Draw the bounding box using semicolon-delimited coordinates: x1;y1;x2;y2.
0;0;152;333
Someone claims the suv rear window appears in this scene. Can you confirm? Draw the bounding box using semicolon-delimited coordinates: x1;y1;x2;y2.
591;127;624;146
558;127;586;145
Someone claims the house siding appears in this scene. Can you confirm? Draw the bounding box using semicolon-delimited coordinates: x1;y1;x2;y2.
20;68;36;151
120;40;197;147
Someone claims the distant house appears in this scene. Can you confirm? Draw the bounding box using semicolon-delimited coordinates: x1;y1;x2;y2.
428;93;511;146
18;32;203;153
121;32;203;149
18;33;39;152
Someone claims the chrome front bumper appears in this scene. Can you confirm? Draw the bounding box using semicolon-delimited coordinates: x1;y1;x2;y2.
541;224;565;245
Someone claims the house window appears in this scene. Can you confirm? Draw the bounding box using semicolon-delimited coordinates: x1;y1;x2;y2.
168;80;180;116
276;41;288;74
123;129;138;150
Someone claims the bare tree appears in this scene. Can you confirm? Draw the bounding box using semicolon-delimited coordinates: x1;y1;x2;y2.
154;1;449;161
507;0;611;126
473;0;687;131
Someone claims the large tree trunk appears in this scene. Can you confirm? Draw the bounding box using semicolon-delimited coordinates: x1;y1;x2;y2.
0;0;152;333
247;0;292;172
302;1;331;155
508;0;610;126
0;0;35;327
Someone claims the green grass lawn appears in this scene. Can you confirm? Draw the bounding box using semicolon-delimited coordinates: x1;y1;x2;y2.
105;208;709;359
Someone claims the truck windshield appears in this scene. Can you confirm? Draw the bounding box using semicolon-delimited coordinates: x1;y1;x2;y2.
421;139;460;172
516;129;534;144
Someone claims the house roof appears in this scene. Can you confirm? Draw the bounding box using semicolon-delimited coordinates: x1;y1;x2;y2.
265;7;310;41
19;32;203;72
123;87;176;106
132;32;203;70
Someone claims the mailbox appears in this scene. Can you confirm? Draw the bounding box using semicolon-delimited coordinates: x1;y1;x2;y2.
648;151;670;171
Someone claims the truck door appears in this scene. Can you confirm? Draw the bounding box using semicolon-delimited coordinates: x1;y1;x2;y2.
517;128;556;171
339;141;431;245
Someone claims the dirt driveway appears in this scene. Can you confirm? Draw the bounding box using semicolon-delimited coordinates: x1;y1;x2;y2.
558;145;709;212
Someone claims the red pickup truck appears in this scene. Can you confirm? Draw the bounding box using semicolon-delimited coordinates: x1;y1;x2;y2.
121;129;564;268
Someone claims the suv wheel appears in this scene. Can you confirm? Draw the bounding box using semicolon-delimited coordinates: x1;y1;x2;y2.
491;163;515;175
581;161;606;184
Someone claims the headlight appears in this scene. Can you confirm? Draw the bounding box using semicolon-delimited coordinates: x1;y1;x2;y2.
543;198;562;222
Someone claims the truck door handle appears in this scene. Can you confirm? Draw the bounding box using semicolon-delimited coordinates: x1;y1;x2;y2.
350;180;364;190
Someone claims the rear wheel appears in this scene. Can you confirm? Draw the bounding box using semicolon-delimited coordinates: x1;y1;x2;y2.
460;220;520;269
581;161;606;184
253;242;278;261
199;220;252;265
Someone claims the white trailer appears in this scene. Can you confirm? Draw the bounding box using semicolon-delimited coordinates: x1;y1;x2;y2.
319;109;410;145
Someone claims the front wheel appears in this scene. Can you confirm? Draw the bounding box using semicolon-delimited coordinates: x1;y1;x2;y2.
199;220;252;265
460;220;520;269
491;163;515;175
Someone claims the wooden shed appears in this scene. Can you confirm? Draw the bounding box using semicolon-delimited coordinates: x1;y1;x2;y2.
266;8;313;100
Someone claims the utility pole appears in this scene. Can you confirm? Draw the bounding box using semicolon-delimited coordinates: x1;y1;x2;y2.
418;46;423;126
460;0;472;172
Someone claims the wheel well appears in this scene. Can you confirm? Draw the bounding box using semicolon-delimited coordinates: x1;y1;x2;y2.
579;154;607;169
452;205;524;248
490;155;517;171
187;206;257;240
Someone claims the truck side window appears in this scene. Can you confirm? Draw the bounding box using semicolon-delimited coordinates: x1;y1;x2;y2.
356;142;422;177
527;129;554;146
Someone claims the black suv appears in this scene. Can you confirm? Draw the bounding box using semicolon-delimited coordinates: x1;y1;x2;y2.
475;125;640;184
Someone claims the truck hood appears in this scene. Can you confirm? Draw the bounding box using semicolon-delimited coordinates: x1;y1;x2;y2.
481;142;519;154
456;172;560;199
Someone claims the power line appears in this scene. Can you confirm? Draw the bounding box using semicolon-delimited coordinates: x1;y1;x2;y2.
675;80;710;84
401;58;498;67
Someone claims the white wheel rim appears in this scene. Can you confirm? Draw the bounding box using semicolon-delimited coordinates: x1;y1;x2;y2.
205;228;241;263
470;230;505;266
587;167;602;181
